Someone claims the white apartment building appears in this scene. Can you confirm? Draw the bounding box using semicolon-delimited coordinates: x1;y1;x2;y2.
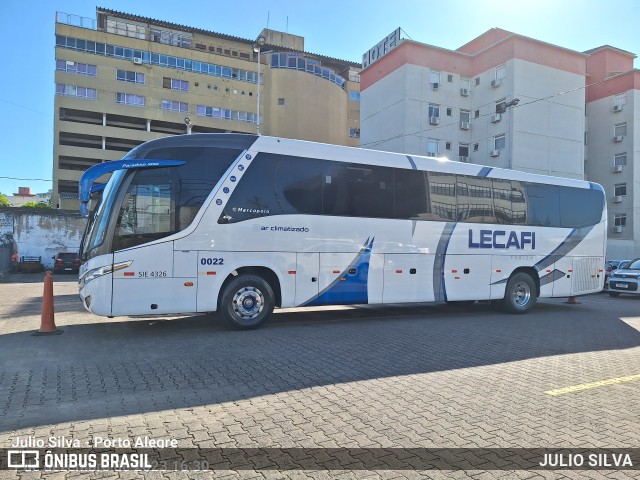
361;29;640;256
584;46;639;258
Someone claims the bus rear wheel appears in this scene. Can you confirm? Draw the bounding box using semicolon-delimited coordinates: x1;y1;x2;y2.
220;274;275;330
502;272;537;314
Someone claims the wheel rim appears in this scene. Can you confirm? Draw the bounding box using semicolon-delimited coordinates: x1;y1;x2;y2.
232;286;264;321
512;281;531;307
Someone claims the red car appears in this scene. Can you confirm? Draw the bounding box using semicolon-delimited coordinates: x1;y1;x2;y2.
53;252;81;274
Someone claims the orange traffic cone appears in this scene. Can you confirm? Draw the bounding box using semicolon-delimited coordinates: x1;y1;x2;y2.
564;296;580;305
33;271;63;336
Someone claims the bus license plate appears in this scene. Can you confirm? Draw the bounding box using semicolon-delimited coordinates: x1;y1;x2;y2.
615;283;628;288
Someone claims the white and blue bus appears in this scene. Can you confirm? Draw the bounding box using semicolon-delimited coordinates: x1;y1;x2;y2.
78;134;606;329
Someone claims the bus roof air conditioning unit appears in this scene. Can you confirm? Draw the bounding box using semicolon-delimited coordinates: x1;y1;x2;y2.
429;116;440;125
490;149;500;157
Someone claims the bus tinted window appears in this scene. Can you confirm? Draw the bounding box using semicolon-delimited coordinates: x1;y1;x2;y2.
274;155;322;215
456;176;496;224
526;184;560;227
429;172;457;221
559;187;604;228
220;154;278;223
323;163;394;218
492;179;527;225
395;169;431;220
145;146;241;229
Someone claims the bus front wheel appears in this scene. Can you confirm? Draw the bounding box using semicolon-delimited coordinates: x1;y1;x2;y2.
220;274;275;330
502;272;537;314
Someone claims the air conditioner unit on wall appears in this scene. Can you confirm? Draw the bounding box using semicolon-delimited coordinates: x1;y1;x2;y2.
427;152;437;157
613;226;623;233
490;149;500;157
460;88;469;96
613;165;623;173
460;121;470;130
613;196;623;203
614;135;624;142
459;156;469;162
490;113;502;123
613;104;623;112
491;79;502;88
133;57;143;65
429;116;440;125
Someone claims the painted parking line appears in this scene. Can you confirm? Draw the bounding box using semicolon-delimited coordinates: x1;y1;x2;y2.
545;373;640;396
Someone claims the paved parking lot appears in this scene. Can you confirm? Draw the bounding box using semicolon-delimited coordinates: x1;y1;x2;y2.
0;273;639;479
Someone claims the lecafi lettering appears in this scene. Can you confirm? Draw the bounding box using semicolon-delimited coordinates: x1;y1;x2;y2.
468;229;536;250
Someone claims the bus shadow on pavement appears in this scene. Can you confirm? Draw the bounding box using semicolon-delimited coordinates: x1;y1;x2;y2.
0;298;639;431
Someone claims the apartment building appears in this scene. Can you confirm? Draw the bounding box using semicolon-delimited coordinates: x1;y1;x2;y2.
360;28;640;255
360;28;587;180
584;46;639;258
53;8;360;209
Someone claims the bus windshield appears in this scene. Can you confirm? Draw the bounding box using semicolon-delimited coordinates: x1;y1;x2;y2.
80;169;127;261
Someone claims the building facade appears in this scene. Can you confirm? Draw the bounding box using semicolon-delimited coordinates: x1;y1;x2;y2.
53;8;360;209
360;29;587;180
584;46;639;258
361;29;640;256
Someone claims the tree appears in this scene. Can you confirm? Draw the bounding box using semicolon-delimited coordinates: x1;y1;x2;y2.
21;200;52;209
0;194;10;207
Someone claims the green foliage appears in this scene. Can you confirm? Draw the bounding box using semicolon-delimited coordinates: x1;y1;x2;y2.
0;194;10;207
21;200;52;209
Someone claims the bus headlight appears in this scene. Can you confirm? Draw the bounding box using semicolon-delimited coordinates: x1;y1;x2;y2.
79;261;133;289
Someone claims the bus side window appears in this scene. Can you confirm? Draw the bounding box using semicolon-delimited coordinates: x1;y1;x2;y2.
275;156;322;215
395;169;430;220
527;184;560;227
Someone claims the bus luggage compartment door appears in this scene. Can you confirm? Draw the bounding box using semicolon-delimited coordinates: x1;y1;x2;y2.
382;254;433;303
295;252;319;306
444;255;491;301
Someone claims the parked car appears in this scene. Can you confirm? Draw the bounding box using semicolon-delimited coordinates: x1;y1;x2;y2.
604;259;631;289
53;252;81;274
606;258;640;297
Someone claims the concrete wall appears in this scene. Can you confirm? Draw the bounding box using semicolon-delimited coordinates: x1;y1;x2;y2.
0;208;87;270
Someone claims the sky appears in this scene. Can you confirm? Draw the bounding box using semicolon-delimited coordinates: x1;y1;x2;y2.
1;0;639;197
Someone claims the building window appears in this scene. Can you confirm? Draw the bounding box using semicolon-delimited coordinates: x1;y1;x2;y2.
427;139;439;156
349;128;360;138
614;213;627;227
495;98;506;113
614;153;627;166
614;123;627;137
196;104;259;124
56;60;97;76
430;69;440;86
161;100;188;112
163;78;189;91
278;98;285;106
614;183;627;197
473;143;479;151
447;74;453;83
496;64;507;81
460;110;470;123
428;104;440;118
117;69;144;84
445;142;452;150
106;18;147;40
116;92;144;107
446;108;452;116
56;84;96;100
459;143;470;157
150;27;192;48
474;110;480;118
494;134;506;150
475;77;480;86
460;76;471;91
614;93;626;108
349;91;360;101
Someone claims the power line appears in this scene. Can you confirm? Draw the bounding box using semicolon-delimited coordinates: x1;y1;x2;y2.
0;176;53;182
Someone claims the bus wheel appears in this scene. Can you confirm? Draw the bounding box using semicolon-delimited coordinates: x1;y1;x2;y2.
502;272;537;314
220;274;275;330
608;292;620;298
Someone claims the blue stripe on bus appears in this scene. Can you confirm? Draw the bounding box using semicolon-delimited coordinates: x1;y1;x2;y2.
433;222;456;302
304;238;374;306
478;167;493;177
406;156;417;170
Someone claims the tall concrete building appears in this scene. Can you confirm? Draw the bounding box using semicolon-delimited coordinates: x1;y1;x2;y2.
360;28;640;256
53;8;361;209
584;46;639;258
360;28;587;180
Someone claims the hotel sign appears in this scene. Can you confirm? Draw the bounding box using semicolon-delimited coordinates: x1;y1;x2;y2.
362;28;402;69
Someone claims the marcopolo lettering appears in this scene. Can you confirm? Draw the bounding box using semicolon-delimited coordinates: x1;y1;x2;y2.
468;229;536;250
